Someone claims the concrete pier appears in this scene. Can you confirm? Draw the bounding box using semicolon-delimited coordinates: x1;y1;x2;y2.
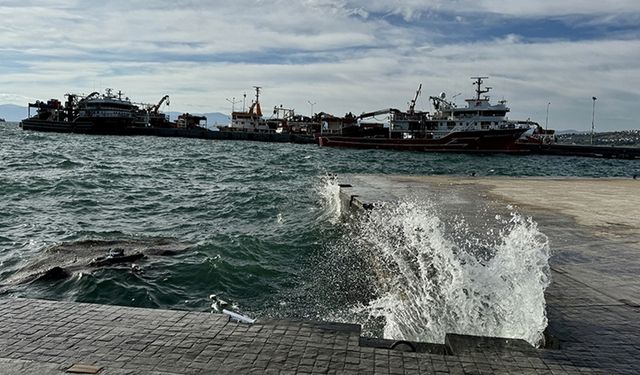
1;175;639;374
338;174;640;374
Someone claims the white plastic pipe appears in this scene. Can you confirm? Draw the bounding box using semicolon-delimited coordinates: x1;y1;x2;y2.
222;309;255;324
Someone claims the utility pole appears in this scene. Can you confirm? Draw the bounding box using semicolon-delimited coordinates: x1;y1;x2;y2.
307;100;316;116
545;102;551;132
591;96;597;145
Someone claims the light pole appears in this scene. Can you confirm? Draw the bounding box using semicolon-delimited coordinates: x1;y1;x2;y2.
226;97;240;113
307;100;316;116
591;96;597;145
545;102;551;132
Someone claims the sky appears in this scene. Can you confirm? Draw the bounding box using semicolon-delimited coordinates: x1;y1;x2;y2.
1;1;640;131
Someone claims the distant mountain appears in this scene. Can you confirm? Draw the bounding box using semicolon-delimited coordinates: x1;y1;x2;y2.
0;104;28;121
204;112;231;126
166;111;230;127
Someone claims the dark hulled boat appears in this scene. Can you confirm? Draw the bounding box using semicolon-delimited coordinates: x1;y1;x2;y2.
318;128;528;153
21;89;139;134
19;89;202;135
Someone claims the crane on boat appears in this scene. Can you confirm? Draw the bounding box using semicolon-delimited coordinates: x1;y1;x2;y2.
358;108;399;120
148;95;170;113
408;84;422;114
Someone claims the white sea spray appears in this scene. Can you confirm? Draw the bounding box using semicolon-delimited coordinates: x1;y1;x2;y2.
315;174;342;224
342;198;551;347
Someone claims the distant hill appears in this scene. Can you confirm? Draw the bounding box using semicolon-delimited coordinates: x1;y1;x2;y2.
202;112;230;126
556;129;586;135
0;104;28;121
0;105;229;126
166;111;230;126
204;112;231;126
557;130;640;146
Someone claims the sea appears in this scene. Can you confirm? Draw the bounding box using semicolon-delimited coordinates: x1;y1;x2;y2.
1;122;638;346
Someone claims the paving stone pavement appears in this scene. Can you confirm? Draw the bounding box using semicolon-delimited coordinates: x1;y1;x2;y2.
0;293;638;374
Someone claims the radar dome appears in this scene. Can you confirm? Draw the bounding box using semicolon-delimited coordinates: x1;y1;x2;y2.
440;92;446;99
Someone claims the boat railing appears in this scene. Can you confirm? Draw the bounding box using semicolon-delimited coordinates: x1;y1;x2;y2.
448;122;474;133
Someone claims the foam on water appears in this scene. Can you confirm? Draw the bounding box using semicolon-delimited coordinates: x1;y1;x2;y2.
323;186;551;347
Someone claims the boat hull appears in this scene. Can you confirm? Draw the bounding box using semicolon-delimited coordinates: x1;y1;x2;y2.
20;119;94;133
318;128;529;153
20;118;316;144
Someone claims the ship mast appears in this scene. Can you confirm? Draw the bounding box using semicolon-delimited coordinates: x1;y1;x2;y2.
471;76;491;100
249;86;262;117
253;86;261;105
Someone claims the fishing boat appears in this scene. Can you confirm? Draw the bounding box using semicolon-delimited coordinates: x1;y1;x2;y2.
318;77;537;153
220;86;320;135
20;89;138;133
19;89;203;134
221;86;273;133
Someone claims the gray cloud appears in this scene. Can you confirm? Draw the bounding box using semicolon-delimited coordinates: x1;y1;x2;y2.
0;1;638;130
337;0;640;18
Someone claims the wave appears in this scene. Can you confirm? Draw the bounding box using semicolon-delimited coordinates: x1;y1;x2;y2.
323;191;550;347
57;159;83;169
315;174;342;224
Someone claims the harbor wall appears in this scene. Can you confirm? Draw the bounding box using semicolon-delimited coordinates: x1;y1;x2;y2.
524;143;640;159
123;127;317;144
19;121;317;144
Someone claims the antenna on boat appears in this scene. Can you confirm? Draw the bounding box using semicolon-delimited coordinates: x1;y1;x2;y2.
242;92;247;112
226;97;240;113
470;76;490;101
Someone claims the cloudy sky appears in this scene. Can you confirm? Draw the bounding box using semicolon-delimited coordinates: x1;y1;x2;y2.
1;0;639;130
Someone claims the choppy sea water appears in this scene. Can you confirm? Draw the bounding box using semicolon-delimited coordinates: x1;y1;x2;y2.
1;122;638;345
